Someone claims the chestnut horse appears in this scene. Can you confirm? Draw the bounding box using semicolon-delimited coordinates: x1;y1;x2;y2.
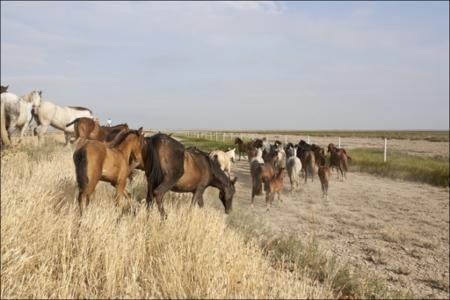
66;117;129;143
327;143;351;181
250;150;279;210
143;133;237;219
73;128;145;215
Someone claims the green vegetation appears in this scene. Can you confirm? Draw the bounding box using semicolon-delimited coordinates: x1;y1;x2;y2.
220;130;449;142
177;135;449;187
180;136;235;152
350;149;449;187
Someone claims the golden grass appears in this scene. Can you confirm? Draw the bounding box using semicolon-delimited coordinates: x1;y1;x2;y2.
1;140;334;299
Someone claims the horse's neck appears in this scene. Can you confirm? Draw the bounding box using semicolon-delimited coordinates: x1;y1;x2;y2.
116;140;133;159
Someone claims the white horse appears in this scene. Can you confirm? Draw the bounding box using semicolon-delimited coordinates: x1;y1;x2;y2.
209;148;236;177
286;146;302;191
250;147;264;164
33;100;93;145
0;90;41;145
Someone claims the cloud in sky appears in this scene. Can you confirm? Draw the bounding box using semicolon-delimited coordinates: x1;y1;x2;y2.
1;1;448;130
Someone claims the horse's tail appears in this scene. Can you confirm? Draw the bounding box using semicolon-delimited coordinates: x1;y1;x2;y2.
0;100;11;146
251;162;263;195
73;147;88;191
146;137;164;190
66;118;81;128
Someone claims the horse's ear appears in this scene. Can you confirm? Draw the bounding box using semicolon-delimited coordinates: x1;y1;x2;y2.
231;177;237;185
138;127;143;134
38;91;42;96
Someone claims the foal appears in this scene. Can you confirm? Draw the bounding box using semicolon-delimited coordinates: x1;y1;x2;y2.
73;128;145;215
266;167;286;209
250;150;279;209
317;152;331;200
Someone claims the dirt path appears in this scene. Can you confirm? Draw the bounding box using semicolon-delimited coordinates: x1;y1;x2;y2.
215;159;449;298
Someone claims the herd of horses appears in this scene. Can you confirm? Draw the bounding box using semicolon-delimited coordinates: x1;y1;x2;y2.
233;137;351;210
1;85;351;218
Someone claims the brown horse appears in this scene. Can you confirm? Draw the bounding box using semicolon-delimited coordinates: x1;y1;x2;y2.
143;133;237;219
234;137;256;161
73;128;145;215
297;149;315;183
66;117;129;143
317;151;331;199
327;143;351;181
267;167;285;208
250;150;279;210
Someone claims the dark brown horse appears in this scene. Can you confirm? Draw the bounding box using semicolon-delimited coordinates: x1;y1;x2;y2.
73;128;145;215
143;133;237;218
327;143;351;181
66;117;129;143
297;148;316;183
234;137;256;161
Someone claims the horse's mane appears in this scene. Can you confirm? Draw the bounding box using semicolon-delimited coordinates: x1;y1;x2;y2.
109;129;140;148
109;123;128;128
68;106;92;114
234;137;243;143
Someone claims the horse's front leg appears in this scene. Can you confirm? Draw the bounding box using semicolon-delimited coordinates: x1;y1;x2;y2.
18;124;28;143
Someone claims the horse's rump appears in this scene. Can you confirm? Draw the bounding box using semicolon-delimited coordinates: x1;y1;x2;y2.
144;134;185;190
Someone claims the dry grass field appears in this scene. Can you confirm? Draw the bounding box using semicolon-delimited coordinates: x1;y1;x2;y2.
1;134;448;299
1;136;336;299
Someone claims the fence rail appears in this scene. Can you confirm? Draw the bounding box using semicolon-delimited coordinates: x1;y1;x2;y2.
170;130;390;162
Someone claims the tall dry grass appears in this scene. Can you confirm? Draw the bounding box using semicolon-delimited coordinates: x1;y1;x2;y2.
1;139;333;299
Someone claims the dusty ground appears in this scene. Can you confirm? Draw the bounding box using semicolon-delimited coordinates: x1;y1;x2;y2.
205;159;449;298
232;133;449;158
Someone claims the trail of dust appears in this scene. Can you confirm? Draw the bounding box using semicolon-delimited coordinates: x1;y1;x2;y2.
217;159;449;298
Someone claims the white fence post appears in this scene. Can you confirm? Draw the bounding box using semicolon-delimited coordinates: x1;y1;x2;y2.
338;137;341;148
307;136;310;144
284;136;287;145
384;138;387;162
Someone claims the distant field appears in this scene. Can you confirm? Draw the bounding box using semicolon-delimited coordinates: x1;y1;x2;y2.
177;136;449;187
216;130;449;142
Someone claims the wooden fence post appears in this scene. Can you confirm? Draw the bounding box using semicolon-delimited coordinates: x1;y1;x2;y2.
384;138;387;162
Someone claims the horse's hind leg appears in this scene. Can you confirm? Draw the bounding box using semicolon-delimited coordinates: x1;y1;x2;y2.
153;178;178;219
145;177;154;208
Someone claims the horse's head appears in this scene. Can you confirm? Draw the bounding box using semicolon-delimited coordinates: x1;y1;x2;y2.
234;137;241;145
28;90;42;109
130;127;145;168
219;176;237;214
327;143;336;153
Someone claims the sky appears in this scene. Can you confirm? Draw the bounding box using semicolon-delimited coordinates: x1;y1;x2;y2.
1;1;449;130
